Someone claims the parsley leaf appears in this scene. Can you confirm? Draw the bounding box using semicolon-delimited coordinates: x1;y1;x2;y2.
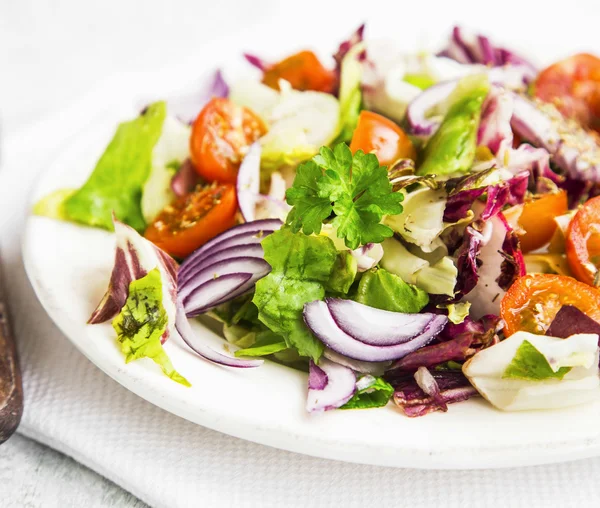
285;143;404;250
503;340;572;381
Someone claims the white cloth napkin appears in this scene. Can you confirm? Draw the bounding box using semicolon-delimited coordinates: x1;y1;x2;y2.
3;91;600;508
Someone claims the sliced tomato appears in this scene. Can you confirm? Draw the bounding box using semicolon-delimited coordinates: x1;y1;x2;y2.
349;111;416;167
566;195;600;286
145;183;237;259
518;190;568;253
500;274;600;336
262;50;335;93
190;98;267;184
535;53;600;132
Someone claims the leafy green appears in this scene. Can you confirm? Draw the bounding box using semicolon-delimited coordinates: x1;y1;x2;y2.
286;143;404;249
403;73;436;90
417;74;489;177
354;268;429;313
33;188;76;220
252;228;338;361
112;268;190;386
326;251;358;294
64;101;167;232
341;376;394;410
439;302;471;324
503;340;572;381
336;43;364;143
235;331;288;357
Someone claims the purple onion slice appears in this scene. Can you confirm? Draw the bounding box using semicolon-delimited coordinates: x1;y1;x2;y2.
303;301;447;362
236;142;261;222
180;256;270;302
175;301;262;368
325;298;438;346
406;80;457;136
306;359;356;412
181;273;251;316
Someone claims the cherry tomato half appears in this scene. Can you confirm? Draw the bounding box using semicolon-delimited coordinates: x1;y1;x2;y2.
262;50;335;93
535;53;600;132
190;98;267;184
518;190;568;253
500;274;600;337
566;195;600;286
349;111;416;167
145;183;237;259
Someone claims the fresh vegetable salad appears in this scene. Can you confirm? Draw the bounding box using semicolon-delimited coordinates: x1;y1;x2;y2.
35;25;600;417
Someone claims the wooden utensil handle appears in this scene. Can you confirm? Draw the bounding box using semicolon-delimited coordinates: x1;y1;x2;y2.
0;298;23;443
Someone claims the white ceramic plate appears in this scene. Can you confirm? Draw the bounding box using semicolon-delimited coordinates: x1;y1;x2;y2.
23;13;600;469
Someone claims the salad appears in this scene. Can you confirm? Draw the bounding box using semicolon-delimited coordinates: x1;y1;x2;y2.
34;25;600;417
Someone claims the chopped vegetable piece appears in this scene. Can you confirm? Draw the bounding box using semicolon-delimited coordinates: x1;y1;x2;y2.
144;183;237;259
262;50;335;93
518;191;568;253
566;196;600;286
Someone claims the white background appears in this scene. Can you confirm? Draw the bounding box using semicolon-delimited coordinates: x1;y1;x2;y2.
2;0;600;506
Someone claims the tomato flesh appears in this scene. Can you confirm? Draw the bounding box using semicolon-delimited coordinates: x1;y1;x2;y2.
566;195;600;285
190;98;267;184
518;190;568;253
350;111;416;167
535;53;600;132
262;50;335;93
500;274;600;336
145;184;238;259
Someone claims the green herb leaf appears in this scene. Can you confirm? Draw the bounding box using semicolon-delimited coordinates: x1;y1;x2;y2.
341;376;394;410
286;143;404;250
326;251;358;295
112;268;190;386
503;340;572;381
252;228;339;361
354;268;429;313
64;101;167;232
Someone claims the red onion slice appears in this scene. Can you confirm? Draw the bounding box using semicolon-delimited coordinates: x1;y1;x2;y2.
188;243;264;274
303;301;447;362
171;159;201;197
325;298;438;346
178;229;276;285
306;359;356;412
180;256;270;302
323;349;390;376
180;273;251;315
414;366;448;411
175;301;262;368
237;142;261;222
178;219;282;279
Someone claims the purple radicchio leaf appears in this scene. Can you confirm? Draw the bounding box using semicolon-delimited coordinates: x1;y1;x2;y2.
477;86;514;156
455;214;525;319
389;370;478;417
546;305;600;340
332;23;366;96
243;53;270;72
443;171;528;223
89;217;178;344
440;26;536;81
167;69;229;125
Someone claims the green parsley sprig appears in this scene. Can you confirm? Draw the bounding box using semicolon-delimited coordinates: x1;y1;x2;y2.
285;143;404;250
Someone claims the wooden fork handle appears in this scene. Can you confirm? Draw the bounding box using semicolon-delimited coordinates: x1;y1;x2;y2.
0;297;23;444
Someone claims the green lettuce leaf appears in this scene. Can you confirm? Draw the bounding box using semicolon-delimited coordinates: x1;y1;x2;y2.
252;228;339;361
326;251;358;294
286;143;404;249
336;43;364;143
503;340;572;381
64;102;167;232
341;376;394;410
235;331;288;357
354;268;429;313
112;268;190;386
33;188;76;220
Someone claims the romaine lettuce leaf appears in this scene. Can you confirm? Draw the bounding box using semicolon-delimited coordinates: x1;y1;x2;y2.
341;376;394;409
336;43;364;143
64;102;167;232
503;340;571;381
354;268;429;313
112;268;190;386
